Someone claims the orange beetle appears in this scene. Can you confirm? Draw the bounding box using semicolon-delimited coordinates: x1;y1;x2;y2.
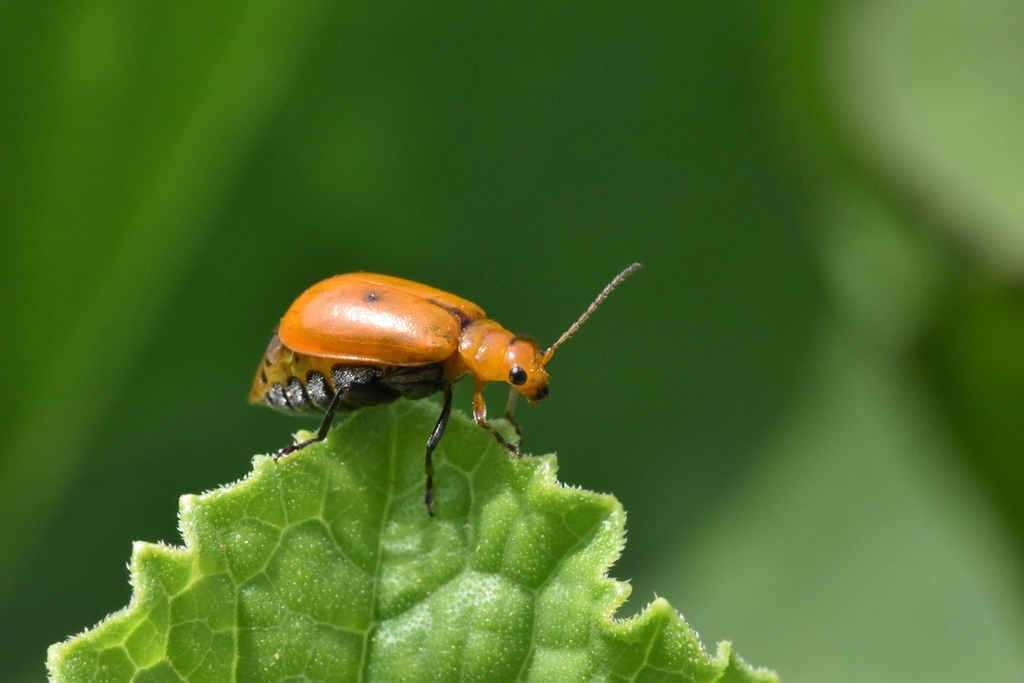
251;263;641;515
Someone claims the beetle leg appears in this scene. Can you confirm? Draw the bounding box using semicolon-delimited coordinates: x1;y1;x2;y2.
504;387;522;446
273;386;345;461
473;385;521;457
423;385;454;517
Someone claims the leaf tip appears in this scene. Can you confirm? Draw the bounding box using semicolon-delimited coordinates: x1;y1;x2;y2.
714;640;780;683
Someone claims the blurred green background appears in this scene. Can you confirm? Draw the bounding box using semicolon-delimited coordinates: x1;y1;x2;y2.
3;1;1024;680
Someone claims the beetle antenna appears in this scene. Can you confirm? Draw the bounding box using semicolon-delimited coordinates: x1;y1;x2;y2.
543;263;642;365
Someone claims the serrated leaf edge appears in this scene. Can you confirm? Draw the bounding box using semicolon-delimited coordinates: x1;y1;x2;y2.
47;405;777;683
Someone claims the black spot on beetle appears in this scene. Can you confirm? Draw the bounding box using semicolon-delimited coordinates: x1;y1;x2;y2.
305;371;334;409
286;377;312;412
367;292;378;302
268;383;290;410
260;371;267;385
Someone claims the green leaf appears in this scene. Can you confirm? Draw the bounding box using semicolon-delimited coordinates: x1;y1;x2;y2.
48;400;775;683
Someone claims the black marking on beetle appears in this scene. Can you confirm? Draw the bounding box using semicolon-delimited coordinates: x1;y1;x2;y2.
260;371;267;385
331;365;382;391
427;298;474;329
534;385;550;401
268;383;290;411
305;371;335;409
286;377;317;414
267;361;450;418
329;364;400;410
382;363;446;399
366;292;378;302
510;334;539;347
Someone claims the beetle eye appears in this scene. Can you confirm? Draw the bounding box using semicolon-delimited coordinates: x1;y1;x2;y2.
509;366;528;386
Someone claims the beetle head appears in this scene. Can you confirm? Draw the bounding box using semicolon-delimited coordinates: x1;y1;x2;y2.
459;261;640;405
459;321;550;402
505;335;550;404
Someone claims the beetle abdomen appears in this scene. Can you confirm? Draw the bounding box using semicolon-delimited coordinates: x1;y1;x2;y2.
250;333;448;415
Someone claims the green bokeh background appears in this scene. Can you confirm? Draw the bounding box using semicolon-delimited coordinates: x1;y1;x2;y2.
2;1;1023;681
